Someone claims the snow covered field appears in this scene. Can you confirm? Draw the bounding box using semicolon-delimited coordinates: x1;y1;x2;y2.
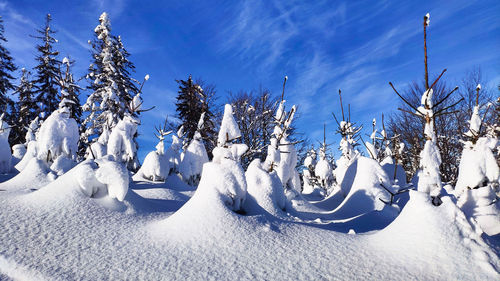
0;166;498;280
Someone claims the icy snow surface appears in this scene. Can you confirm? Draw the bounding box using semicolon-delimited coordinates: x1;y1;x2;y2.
0;164;498;280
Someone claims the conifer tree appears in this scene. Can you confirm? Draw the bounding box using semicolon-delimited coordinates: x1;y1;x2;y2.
83;13;139;149
175;75;216;153
32;14;60;120
58;57;82;123
13;68;35;144
0;16;17;141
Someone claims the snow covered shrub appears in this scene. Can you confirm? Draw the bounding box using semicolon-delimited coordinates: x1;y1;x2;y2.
454;85;500;235
263;96;301;194
134;119;171;182
107;113;139;168
37;106;79;162
75;157;129;201
0;113;12;173
179;113;209;186
11;144;26;165
302;147;321;194
315;144;334;193
244;159;286;216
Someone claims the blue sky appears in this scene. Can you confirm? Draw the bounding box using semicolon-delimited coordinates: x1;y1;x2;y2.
1;0;499;161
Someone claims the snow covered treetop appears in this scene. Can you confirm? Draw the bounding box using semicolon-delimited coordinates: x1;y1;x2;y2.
62;57;69;65
217;104;241;146
425;13;430;26
476;84;481;91
145;74;150;81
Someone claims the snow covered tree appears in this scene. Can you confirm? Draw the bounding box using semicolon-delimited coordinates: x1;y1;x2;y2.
175;75;217;153
12;68;35;145
332;89;361;186
455;84;500;235
388;13;461;205
228;88;277;169
83;12;141;152
0;16;16;134
32;14;61;120
58;57;82;123
210;103;248;211
133;117;171;182
179;113;209;186
262;77;301;194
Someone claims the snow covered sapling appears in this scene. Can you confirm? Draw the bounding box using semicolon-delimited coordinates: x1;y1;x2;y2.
332;89;361;185
107;100;141;168
388;13;461;206
179;113;209;186
36;105;79;164
454;85;500;235
315;124;334;193
0;113;12;173
209;104;248;211
134;117;172;182
263;76;301;193
302;146;320;194
165;126;184;173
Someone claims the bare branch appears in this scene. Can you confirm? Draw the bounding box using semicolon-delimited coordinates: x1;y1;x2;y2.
429;68;447;90
433;86;458;109
389;82;421;113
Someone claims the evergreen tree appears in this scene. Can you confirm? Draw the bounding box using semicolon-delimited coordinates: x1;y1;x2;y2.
83;12;138;148
32;14;60;120
13;68;35;144
0;16;17;142
58;57;82;123
175;75;217;153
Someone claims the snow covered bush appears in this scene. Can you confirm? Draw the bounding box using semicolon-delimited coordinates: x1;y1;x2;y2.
134;120;171;182
315;144;334;193
454;85;500;235
244;159;286;216
107;113;139;168
302;148;321;194
75;156;129;201
0;113;12;173
36;106;79;162
179;113;209;186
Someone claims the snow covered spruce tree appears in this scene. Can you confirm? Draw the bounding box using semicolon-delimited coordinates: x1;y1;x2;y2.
332;89;361;188
263;77;301;194
315;125;334;194
179;112;209;186
175;75;217;154
83;12;143;159
388;13;461;205
133;117;171;182
0;16;17;143
454;84;500;235
13;68;36;145
32;14;61;121
206;103;248;211
58;57;82;124
302;146;320;194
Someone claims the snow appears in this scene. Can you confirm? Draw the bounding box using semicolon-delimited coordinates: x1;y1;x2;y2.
107;114;139;164
11;144;26;166
144;74;150;81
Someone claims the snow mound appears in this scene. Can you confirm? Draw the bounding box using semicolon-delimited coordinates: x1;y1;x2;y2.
244;159;286;216
371;191;500;278
333;157;394;219
15;141;37;172
0;158;52;191
11;144;26;166
381;162;407;185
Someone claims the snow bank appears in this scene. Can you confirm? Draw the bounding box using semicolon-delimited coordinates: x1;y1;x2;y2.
333;156;395;219
458;186;500;236
371;191;500;278
0;158;52;191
